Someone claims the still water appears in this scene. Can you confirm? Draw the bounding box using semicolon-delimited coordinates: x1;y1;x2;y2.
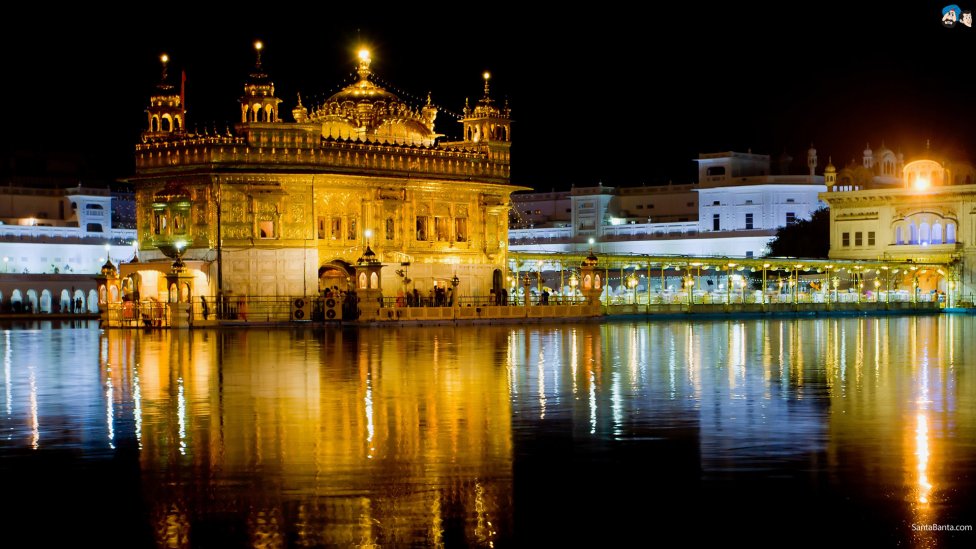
1;316;975;547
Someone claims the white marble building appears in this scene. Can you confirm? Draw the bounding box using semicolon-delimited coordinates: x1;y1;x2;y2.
0;185;137;274
511;150;827;258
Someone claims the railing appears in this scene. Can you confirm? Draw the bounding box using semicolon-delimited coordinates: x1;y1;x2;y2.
0;224;136;244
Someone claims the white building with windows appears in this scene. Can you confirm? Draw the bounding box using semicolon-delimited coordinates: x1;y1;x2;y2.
510;150;826;258
0;184;137;275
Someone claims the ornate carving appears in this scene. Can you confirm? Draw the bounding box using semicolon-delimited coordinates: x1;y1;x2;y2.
290;203;305;224
222;225;252;240
377;188;405;201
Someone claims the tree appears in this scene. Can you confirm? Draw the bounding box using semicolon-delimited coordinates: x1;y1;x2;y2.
766;207;830;258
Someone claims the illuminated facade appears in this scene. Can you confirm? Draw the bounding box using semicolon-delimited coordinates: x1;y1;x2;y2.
820;144;976;297
126;46;521;303
510;150;826;258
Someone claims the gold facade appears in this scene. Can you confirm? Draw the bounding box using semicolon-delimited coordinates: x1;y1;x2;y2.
129;48;523;300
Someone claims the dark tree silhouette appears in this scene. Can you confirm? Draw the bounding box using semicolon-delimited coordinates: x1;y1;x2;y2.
766;207;830;258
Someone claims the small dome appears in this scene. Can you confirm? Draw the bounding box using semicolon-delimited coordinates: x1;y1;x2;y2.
582;251;598;268
100;258;118;277
357;245;379;265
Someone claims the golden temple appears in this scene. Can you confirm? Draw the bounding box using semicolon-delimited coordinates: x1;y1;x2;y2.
123;43;522;308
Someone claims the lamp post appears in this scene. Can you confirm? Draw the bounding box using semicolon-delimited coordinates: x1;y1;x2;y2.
536;260;543;294
762;263;770;307
627;273;638;305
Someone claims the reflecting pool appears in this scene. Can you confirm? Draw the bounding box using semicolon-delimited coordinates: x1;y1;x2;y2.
1;316;974;547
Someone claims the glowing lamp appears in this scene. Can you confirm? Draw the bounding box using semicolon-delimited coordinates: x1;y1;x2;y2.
358;49;370;61
255;41;263;51
914;177;930;190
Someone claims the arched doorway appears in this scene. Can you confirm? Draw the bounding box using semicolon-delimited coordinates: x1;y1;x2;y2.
39;290;52;313
73;289;86;313
26;289;38;313
11;289;23;313
87;290;99;313
60;289;71;312
493;269;503;297
319;261;353;295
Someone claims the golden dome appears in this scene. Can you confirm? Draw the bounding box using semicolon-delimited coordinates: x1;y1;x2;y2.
327;78;399;105
311;49;438;146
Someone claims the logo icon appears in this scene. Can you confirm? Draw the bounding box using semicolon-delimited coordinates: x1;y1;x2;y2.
943;5;962;27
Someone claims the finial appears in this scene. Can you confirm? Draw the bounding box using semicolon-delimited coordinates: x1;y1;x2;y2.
426;91;432;106
296;92;303;108
357;48;371;80
926;139;931;151
483;71;491;98
160;53;169;82
254;41;263;69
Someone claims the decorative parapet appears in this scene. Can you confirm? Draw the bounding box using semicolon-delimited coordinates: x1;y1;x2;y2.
134;137;510;184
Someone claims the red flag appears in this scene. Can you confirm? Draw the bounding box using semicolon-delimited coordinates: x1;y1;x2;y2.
180;70;187;119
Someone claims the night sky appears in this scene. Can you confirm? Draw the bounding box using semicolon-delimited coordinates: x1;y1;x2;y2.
1;3;971;190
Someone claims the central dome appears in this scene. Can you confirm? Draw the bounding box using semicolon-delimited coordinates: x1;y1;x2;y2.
327;77;400;105
308;50;439;146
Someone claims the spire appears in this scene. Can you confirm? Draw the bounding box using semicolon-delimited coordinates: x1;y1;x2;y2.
357;48;372;81
160;53;170;84
254;40;263;70
483;71;491;99
292;92;308;123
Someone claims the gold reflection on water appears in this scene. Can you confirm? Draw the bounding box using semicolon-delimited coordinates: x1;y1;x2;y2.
915;413;932;505
103;327;513;547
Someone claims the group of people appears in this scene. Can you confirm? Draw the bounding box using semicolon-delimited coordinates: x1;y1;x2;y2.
394;286;454;307
488;288;510;305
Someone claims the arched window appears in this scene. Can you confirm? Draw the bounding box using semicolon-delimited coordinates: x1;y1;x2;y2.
359;272;367;289
932;222;943;244
40;290;52;313
161;116;171;132
583;274;592;290
151;116;159;132
87;289;98;313
895;226;903;245
595;274;602;290
919;222;930;245
910;222;918;245
947;222;956;244
370;272;378;289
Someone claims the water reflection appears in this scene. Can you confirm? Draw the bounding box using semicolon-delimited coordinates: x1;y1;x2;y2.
103;327;514;547
0;316;974;546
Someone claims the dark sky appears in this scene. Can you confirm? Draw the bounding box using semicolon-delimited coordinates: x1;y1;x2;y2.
1;3;971;190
